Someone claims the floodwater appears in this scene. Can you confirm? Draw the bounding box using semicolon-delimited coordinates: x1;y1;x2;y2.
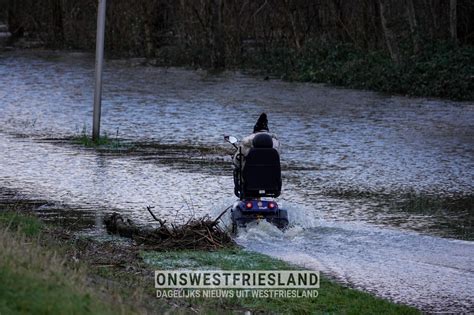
0;50;473;312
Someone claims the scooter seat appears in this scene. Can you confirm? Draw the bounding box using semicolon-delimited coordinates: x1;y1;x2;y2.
242;147;281;198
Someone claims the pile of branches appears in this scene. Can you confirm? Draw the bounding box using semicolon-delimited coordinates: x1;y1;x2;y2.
103;206;235;251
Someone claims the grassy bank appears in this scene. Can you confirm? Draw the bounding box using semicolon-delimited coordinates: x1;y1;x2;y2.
0;209;419;314
248;41;474;101
0;212;132;314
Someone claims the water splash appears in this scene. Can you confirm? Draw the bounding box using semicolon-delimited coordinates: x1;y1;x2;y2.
235;214;474;312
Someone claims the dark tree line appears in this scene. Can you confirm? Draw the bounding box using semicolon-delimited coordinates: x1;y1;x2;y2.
1;0;473;67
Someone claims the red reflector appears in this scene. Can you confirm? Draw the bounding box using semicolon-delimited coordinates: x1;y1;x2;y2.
268;202;275;209
245;202;253;209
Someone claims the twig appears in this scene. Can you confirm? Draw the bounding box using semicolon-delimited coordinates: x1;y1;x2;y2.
146;206;167;226
211;205;231;226
105;210;235;250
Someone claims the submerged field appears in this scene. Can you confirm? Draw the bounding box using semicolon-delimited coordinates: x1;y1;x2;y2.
0;50;472;312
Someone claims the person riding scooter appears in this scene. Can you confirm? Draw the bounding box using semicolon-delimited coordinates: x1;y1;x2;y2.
232;113;280;197
225;113;288;230
232;113;280;168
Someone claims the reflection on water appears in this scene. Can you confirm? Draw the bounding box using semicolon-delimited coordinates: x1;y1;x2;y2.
0;50;473;312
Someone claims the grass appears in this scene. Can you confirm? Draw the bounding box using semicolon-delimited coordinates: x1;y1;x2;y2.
142;249;419;314
0;211;133;315
396;194;474;214
394;193;474;241
324;188;474;240
0;211;42;237
72;126;123;149
73;132;121;148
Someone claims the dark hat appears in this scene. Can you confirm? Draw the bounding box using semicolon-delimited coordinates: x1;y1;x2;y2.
253;113;269;133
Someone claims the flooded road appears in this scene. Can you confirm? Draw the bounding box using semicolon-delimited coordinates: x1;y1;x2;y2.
0;50;473;312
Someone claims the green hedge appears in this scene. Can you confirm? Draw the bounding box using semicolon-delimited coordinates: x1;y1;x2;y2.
251;41;474;101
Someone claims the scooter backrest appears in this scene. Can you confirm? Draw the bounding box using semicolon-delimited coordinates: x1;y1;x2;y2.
242;146;281;198
252;133;273;148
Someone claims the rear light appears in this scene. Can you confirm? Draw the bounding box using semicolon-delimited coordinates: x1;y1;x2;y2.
268;202;276;209
245;202;253;209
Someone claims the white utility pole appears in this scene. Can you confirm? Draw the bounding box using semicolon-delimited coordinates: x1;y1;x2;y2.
93;0;107;142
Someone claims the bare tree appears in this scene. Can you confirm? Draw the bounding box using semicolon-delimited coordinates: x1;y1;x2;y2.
378;0;400;63
210;0;225;68
406;0;420;53
3;0;473;63
51;0;64;45
450;0;457;44
7;0;24;40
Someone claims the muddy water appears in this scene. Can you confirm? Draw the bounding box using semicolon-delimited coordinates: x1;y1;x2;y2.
0;50;473;312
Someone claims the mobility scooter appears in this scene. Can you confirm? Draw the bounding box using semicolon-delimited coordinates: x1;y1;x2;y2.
225;133;289;232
